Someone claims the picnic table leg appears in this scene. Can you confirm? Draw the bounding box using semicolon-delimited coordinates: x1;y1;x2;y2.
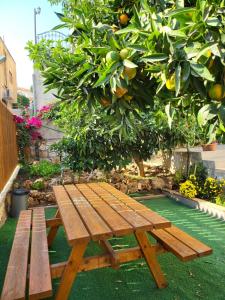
55;240;89;300
48;209;60;247
135;231;167;289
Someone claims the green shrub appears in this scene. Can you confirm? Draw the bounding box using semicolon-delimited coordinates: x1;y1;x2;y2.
30;160;61;179
189;162;208;184
215;194;225;207
31;180;45;190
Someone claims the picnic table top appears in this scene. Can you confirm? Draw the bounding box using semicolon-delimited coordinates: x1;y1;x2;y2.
53;182;171;245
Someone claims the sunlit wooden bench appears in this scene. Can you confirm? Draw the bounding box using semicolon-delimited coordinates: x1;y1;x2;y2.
151;225;212;261
1;183;212;300
1;209;52;300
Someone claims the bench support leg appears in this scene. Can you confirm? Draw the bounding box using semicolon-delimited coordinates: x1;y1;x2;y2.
48;210;60;247
55;240;89;300
135;231;167;289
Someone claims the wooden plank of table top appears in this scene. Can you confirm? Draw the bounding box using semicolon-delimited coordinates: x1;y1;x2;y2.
151;229;197;261
53;186;90;245
87;183;153;231
165;226;212;257
64;185;112;240
98;182;170;229
29;208;52;300
1;210;31;300
76;184;133;236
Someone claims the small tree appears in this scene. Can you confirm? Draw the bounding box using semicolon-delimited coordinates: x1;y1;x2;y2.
27;0;225;138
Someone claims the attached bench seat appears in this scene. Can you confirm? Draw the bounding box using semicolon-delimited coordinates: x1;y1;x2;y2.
151;225;212;262
1;208;52;300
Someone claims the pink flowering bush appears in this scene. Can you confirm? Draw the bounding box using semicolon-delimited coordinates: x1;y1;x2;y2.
37;105;52;119
14;110;43;161
27;116;42;128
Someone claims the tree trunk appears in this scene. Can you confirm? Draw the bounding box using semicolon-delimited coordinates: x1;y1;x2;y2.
186;144;191;178
133;156;145;177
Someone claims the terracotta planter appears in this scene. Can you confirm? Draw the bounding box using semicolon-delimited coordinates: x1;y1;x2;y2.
202;143;217;151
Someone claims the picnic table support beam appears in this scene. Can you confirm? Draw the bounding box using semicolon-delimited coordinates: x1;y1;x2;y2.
135;231;168;289
98;240;120;269
55;240;89;300
50;245;167;279
47;210;61;247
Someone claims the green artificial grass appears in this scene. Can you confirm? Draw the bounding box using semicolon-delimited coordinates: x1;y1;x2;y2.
1;197;225;299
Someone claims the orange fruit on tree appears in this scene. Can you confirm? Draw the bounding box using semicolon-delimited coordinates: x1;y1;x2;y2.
119;14;129;25
123;67;137;80
166;74;175;91
100;98;111;107
208;84;225;101
120;48;129;60
114;87;128;98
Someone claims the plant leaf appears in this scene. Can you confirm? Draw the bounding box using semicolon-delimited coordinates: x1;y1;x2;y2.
190;62;214;81
123;59;138;68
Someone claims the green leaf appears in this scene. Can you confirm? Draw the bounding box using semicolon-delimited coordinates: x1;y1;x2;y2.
140;53;168;63
190;63;214;81
175;64;181;96
206;17;221;27
197;104;211;126
83;47;110;55
196;42;218;60
127;45;148;52
109;36;120;50
218;106;225;124
132;5;142;28
123;59;138;68
165;103;174;129
166;7;195;17
182;61;190;82
115;26;140;35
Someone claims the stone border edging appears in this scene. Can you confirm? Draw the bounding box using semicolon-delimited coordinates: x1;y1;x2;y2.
163;189;225;221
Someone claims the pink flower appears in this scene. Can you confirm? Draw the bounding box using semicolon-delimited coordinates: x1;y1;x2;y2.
31;131;42;140
13;115;24;124
39;105;51;113
27;117;42;128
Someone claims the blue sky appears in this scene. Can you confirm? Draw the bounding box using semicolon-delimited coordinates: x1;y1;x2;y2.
0;0;63;89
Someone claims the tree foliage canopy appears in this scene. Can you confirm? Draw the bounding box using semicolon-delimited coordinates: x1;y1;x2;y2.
27;0;225;138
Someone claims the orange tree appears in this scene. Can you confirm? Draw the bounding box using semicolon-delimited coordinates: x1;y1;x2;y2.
27;0;225;137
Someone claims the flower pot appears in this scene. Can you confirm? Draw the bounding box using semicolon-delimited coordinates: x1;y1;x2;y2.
202;143;217;151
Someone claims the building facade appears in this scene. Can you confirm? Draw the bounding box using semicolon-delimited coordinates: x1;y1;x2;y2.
0;37;17;109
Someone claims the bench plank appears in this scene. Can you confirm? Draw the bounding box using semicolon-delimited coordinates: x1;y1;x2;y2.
98;182;170;229
151;229;197;261
64;185;112;240
53;186;90;245
76;184;133;236
165;226;212;257
87;183;152;231
29;208;52;300
1;210;31;300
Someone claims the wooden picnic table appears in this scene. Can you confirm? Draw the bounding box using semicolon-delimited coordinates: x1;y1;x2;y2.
1;182;212;300
48;182;171;300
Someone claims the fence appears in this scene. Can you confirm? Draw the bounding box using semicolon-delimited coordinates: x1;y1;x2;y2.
0;101;18;192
